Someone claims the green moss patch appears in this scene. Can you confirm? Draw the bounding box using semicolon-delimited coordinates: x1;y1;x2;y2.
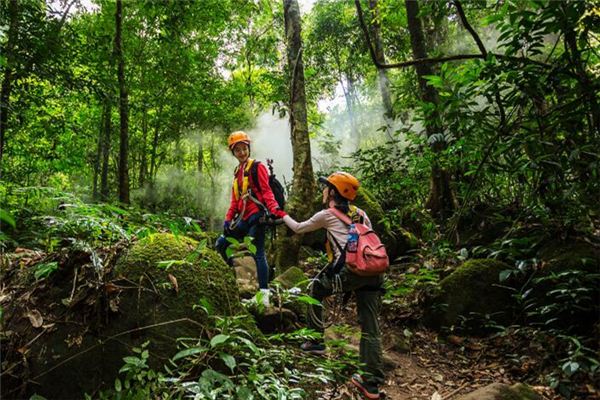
426;259;515;330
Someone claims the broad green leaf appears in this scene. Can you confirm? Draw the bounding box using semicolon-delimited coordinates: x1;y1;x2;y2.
296;295;321;306
34;262;59;280
0;209;15;228
172;346;208;361
562;361;579;376
499;270;512;282
210;334;230;348
219;352;236;371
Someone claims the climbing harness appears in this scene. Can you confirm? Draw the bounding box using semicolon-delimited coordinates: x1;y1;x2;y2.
307;262;345;329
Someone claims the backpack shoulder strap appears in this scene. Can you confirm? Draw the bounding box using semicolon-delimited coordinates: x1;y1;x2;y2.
328;207;353;226
327;231;345;254
249;160;262;193
349;205;365;224
233;159;255;200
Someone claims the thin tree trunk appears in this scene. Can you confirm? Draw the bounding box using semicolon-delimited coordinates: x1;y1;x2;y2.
93;100;106;199
100;97;111;201
340;76;359;142
148;104;163;184
405;0;456;222
197;142;203;172
278;0;316;268
0;0;19;176
115;0;129;204
139;106;148;187
367;0;394;137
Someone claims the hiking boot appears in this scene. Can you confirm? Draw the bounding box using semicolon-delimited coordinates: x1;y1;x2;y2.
260;288;270;308
351;374;380;399
300;341;326;355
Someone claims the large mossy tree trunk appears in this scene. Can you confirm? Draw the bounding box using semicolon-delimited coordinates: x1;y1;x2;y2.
405;0;456;223
278;0;316;268
114;0;130;204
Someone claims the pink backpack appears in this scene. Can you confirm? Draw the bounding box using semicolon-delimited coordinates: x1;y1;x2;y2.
329;207;389;276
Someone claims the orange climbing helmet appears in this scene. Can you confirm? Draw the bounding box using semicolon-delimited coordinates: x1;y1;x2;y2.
319;171;360;201
227;131;251;150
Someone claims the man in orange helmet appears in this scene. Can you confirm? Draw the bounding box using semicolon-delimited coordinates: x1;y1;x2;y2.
216;131;287;307
280;172;385;399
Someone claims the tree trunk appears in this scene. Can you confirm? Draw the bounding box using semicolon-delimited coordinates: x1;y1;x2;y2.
367;0;394;137
139;106;148;187
149;105;163;184
341;76;359;143
405;0;456;221
100;97;112;201
197;142;203;172
93;100;106;200
278;0;316;268
0;0;19;176
115;0;129;204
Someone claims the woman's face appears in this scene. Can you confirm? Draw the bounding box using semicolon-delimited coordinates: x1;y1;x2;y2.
232;142;250;164
322;185;331;206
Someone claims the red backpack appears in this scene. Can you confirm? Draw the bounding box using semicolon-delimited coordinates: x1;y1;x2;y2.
329;207;389;276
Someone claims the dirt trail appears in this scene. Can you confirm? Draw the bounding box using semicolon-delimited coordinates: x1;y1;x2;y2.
317;312;561;400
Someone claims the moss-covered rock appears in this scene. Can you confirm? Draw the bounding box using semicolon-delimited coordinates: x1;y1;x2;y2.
21;233;246;399
527;240;600;332
115;233;242;317
457;383;541;400
538;240;600;274
425;259;516;330
274;266;308;290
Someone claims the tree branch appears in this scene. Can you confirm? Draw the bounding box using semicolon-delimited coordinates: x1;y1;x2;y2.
453;0;487;56
354;0;554;71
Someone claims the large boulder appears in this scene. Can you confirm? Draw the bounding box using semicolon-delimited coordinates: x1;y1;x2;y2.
233;256;258;298
457;383;541;400
425;259;516;330
3;233;245;399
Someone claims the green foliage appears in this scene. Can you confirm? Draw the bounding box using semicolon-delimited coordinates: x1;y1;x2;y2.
33;261;58;280
1;186;212;252
94;342;167;400
547;335;600;398
225;235;257;259
384;267;438;301
91;309;353;399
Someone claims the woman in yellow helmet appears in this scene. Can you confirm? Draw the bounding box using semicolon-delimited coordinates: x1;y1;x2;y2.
279;172;384;399
216;131;287;307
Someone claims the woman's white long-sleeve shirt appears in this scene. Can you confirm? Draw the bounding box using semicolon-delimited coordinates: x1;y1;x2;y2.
282;208;371;260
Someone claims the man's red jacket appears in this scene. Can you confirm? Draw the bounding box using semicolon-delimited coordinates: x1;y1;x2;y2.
225;160;280;222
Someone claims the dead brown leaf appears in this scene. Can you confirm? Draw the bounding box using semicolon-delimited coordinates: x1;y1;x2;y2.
447;335;464;346
109;298;119;312
104;282;120;294
168;274;179;294
26;309;43;328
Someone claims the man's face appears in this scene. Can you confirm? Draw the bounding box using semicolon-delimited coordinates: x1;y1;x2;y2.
232;142;250;163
